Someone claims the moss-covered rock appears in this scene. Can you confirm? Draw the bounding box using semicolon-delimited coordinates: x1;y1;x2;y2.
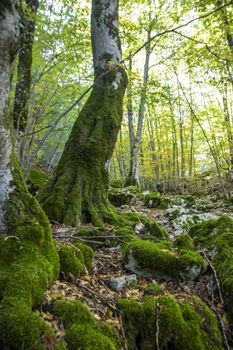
108;187;135;207
65;324;116;350
120;212;168;239
110;179;124;188
0;299;55;350
175;234;194;251
143;283;164;296
52;300;119;350
27;168;50;196
53;300;96;326
189;215;233;326
123;237;204;281
58;243;94;277
144;192;169;209
117;295;224;350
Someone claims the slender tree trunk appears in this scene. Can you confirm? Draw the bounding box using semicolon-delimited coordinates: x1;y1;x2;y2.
13;0;39;134
40;0;127;226
146;116;157;180
0;2;58;348
127;53;135;151
126;30;151;187
222;81;233;168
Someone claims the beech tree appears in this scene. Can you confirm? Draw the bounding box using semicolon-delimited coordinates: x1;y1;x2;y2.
13;0;39;135
40;0;127;226
0;2;58;348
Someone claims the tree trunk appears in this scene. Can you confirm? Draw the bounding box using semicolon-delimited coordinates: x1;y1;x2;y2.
13;0;39;134
126;30;151;187
40;0;127;226
0;2;59;348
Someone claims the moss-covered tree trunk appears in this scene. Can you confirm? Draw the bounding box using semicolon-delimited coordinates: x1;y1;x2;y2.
13;0;39;135
40;0;127;226
0;2;59;348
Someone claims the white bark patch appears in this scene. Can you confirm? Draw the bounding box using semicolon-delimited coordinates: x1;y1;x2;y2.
92;0;121;69
0;126;14;233
111;70;122;90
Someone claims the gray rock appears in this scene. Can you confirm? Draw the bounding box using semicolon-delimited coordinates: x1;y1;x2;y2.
179;265;202;281
124;252;172;280
134;223;145;234
108;274;137;292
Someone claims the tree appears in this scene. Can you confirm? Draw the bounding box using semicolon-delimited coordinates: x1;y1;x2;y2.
13;0;39;136
0;1;58;348
40;0;127;226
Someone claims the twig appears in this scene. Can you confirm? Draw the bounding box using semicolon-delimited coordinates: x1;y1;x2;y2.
118;313;129;350
203;251;224;304
156;303;161;350
206;297;231;350
73;278;120;314
125;0;233;61
54;235;104;246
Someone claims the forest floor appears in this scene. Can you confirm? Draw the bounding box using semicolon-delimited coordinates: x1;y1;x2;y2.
35;194;232;349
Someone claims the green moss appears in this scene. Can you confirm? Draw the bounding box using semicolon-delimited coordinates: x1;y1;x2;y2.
27;168;50;195
189;216;233;323
144;192;169;209
40;66;127;227
175;234;194;251
120;212;168;239
52;300;119;350
0;156;59;349
110;178;124;188
118;295;223;350
65;324;116;350
0;298;55;350
58;245;85;277
124;238;179;280
52;300;95;326
124;238;204;281
108;188;134;207
144;283;164;296
74;241;94;270
55;341;67;350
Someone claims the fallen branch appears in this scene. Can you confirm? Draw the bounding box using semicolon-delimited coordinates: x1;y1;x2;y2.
203;251;224;304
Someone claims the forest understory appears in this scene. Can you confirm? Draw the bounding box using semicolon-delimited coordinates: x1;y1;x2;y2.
32;183;233;350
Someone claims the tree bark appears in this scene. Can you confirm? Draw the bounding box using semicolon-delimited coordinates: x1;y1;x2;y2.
40;0;127;226
0;2;59;348
126;30;151;187
13;0;39;134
